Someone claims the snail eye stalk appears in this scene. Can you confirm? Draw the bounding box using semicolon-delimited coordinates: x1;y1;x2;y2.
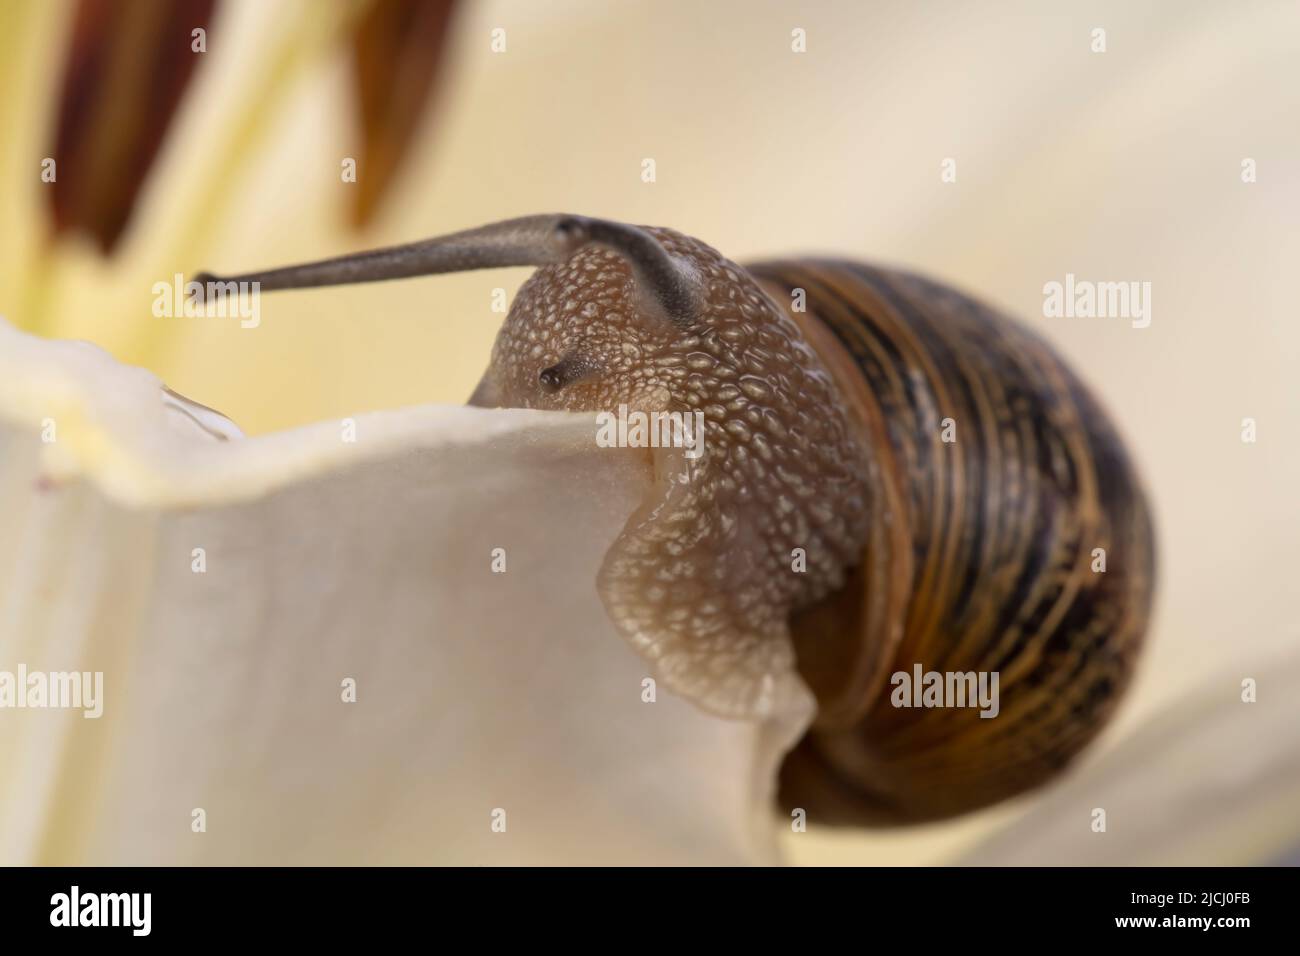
194;214;700;327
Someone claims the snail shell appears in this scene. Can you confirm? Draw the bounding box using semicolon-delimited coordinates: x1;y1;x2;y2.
750;260;1156;824
198;216;1156;825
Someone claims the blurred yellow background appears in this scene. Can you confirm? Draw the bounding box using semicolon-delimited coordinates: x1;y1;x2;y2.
1;0;1296;863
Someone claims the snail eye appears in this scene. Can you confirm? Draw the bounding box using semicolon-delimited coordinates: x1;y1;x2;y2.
538;353;595;394
538;366;564;393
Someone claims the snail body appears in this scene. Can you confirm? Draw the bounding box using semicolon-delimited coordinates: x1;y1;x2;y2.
199;215;1155;825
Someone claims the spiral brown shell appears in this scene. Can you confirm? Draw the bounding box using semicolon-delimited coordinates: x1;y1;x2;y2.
749;259;1156;825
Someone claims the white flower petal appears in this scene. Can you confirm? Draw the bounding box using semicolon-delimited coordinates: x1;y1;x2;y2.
959;656;1300;865
0;319;808;864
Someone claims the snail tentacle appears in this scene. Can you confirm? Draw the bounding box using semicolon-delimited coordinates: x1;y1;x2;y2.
194;214;700;327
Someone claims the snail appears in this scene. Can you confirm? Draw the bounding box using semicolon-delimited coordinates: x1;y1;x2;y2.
196;214;1155;825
